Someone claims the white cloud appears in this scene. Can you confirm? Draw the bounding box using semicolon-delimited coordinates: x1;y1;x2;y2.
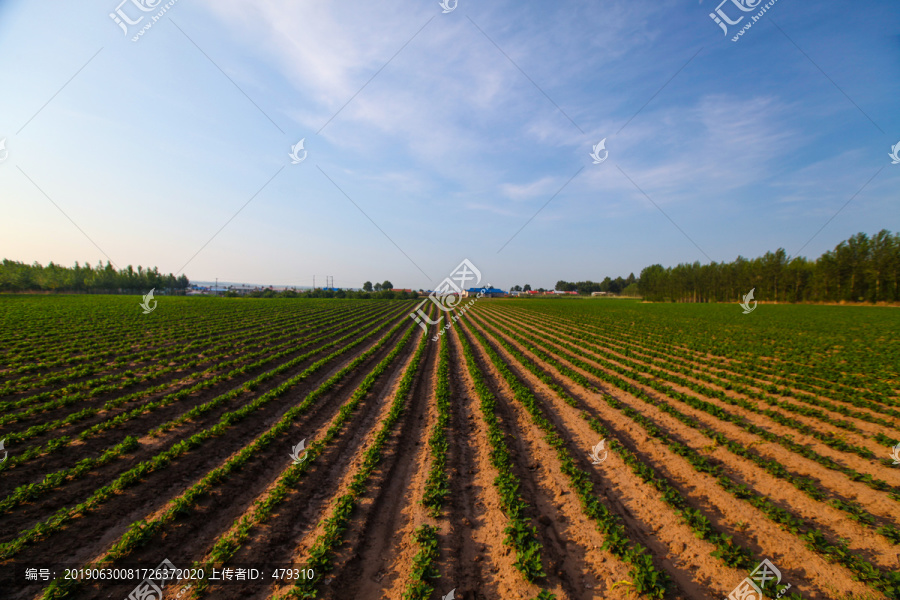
499;175;561;200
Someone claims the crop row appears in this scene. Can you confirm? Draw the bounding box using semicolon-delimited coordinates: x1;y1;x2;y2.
286;318;427;598
405;329;451;600
0;304;352;419
455;325;551;591
0;299;356;386
421;331;452;517
403;525;441;600
1;307;408;563
0;303;397;474
477;309;900;545
468;311;757;569
0;304;346;408
0;299;297;379
0;303;348;421
0;305;402;517
463;319;670;598
523;303;897;409
480;306;900;598
488;307;900;499
101;319;418;600
36;313;414;599
502;308;878;461
487;307;898;498
519;306;900;429
512;306;900;438
4;302;357;402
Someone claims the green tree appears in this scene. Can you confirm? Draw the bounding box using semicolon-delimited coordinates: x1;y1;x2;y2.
622;283;640;297
638;264;667;301
0;259;187;294
382;280;394;291
363;281;373;292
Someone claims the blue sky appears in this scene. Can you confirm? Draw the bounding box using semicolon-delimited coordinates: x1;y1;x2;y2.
1;0;897;290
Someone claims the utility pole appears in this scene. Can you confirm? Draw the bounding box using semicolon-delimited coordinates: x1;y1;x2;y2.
313;275;315;290
215;277;218;297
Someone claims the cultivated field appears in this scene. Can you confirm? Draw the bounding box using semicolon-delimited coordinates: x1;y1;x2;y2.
1;295;898;600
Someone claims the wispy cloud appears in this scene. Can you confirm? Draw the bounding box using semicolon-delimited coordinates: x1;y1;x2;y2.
1;0;896;288
499;175;561;200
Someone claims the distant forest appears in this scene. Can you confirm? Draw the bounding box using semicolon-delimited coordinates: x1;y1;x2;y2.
3;230;898;303
637;230;900;303
0;260;189;293
553;274;639;296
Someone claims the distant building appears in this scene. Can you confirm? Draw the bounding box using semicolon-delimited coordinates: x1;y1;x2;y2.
591;291;609;296
230;285;259;295
462;287;506;298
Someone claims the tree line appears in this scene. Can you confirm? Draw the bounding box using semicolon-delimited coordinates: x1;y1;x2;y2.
226;288;419;300
362;280;394;292
638;230;900;303
5;230;897;304
0;260;189;293
510;284;542;292
554;274;639;296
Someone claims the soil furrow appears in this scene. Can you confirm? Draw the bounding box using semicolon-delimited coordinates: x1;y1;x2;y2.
2;312;411;599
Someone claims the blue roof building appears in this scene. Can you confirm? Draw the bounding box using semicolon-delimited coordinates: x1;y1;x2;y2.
464;287;506;297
